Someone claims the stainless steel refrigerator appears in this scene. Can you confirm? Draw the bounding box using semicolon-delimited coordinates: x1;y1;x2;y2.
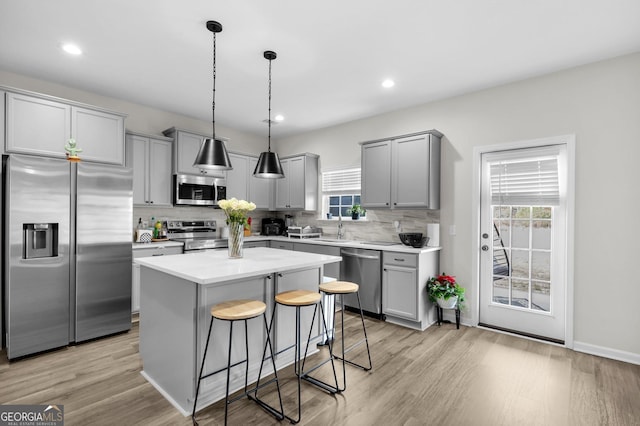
4;154;132;359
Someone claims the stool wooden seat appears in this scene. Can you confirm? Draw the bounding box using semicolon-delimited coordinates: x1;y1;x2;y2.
319;280;372;392
192;299;283;426
211;299;266;320
319;280;359;294
275;289;321;306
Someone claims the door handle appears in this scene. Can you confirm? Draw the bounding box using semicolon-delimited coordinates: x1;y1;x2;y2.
481;245;489;251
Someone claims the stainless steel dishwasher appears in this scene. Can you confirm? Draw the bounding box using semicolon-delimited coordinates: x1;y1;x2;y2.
339;247;383;319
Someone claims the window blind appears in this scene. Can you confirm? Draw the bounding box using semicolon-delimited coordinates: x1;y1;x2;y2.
322;168;361;193
489;152;560;206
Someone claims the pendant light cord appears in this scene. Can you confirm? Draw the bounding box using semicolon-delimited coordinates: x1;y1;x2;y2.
212;30;217;141
267;56;272;152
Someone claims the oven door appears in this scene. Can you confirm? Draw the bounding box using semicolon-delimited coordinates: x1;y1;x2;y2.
174;174;217;206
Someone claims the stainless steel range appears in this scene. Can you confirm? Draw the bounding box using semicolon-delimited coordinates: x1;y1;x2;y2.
166;219;227;251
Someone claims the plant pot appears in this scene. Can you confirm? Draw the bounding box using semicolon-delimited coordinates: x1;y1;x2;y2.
351;212;360;220
436;296;458;309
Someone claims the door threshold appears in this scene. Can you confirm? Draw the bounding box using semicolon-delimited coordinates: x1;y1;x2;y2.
478;323;564;346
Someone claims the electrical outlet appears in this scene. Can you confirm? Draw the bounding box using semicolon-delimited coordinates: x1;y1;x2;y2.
449;225;456;236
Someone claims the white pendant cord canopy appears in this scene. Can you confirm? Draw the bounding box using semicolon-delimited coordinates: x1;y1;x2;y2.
253;50;284;178
193;20;232;171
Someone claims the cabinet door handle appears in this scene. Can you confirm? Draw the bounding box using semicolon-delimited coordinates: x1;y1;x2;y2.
277;273;283;278
394;258;405;262
152;253;164;256
385;202;389;206
266;275;272;280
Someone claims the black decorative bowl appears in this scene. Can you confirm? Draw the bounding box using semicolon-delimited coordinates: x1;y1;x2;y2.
399;233;423;247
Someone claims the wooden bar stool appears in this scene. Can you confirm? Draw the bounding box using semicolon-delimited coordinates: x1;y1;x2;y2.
319;280;372;391
192;299;284;426
257;289;339;424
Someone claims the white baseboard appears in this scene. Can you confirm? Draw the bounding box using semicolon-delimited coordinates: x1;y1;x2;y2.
573;341;640;365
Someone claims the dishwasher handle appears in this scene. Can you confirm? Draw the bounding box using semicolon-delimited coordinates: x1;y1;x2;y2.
340;250;380;260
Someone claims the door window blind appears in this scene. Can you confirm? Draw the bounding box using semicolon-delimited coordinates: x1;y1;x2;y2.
322;168;361;193
487;146;562;206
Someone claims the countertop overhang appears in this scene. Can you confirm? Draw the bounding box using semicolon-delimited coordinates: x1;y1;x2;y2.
135;246;341;285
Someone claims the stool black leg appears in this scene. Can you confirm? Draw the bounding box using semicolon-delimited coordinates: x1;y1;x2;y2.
223;320;234;426
300;300;340;394
192;316;215;425
249;312;284;421
244;319;249;393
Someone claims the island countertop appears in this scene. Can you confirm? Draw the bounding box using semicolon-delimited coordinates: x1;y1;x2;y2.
135;246;341;285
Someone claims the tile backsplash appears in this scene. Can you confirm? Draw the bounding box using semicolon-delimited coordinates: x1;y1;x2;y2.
133;206;439;244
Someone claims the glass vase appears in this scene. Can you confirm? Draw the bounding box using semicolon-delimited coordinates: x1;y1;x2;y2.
228;222;244;258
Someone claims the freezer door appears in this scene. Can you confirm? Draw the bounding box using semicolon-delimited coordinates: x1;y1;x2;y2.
75;162;132;342
5;155;71;359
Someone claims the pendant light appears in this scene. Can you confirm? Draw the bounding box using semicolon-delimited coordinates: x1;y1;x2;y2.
193;20;233;171
253;50;284;178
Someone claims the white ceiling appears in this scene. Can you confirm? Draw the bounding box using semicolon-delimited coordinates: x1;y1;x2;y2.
1;1;639;138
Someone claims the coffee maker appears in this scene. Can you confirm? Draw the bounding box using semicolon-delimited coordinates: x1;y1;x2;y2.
261;218;285;236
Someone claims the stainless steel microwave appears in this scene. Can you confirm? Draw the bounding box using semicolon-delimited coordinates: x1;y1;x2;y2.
174;174;226;206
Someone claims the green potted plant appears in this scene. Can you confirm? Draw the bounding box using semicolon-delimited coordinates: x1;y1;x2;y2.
346;204;366;220
427;273;465;309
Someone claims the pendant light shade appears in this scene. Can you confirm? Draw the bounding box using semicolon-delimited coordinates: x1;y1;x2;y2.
194;20;232;171
254;151;284;178
253;50;284;179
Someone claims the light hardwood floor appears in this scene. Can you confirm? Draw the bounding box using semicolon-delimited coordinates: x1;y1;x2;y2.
1;313;639;425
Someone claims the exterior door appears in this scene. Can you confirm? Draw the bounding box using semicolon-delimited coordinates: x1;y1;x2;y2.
479;142;569;343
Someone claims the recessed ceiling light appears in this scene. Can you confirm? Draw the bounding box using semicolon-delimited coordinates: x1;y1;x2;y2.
62;43;82;55
382;79;395;88
274;114;284;122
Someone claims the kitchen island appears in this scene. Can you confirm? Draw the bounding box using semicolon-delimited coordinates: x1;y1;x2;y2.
135;247;341;415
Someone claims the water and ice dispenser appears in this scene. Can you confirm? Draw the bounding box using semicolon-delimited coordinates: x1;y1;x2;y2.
23;223;58;259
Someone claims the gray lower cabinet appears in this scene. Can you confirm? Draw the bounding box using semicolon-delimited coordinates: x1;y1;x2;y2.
270;240;293;250
383;253;419;320
244;240;269;248
382;250;440;330
5;89;125;165
126;132;173;206
132;245;183;312
293;243;341;280
361;130;442;210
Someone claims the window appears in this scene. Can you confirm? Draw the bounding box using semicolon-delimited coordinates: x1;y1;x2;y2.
321;168;363;219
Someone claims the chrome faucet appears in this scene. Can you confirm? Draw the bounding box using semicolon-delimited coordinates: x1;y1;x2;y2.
337;215;345;239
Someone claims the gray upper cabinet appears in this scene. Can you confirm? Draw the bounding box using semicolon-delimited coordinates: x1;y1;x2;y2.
249;156;273;209
5;89;125;165
126;132;173;206
275;154;318;211
361;130;441;210
361;140;392;208
226;152;274;209
225;152;249;201
163;127;227;177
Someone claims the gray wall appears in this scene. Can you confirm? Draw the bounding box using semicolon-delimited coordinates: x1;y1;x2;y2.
277;52;640;360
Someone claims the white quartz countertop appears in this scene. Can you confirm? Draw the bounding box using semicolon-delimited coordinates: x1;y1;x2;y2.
135;246;341;285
